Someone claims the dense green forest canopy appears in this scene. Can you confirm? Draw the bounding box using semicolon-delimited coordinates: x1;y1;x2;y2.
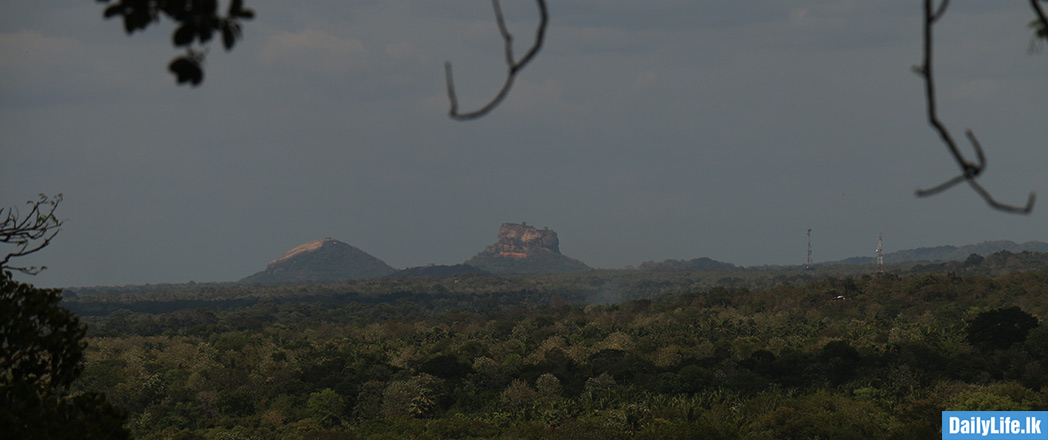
58;251;1048;439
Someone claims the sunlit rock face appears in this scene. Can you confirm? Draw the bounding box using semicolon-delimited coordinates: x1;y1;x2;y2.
494;222;560;258
466;223;590;274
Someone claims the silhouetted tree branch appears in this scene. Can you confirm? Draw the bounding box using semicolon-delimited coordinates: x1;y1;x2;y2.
1032;0;1048;35
92;2;1042;213
444;0;548;121
915;0;1036;214
1;194;63;275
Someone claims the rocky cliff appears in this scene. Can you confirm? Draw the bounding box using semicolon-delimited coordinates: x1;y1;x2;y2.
466;223;591;274
493;222;560;257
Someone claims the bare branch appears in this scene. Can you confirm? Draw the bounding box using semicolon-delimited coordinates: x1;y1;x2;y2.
931;0;951;22
967;179;1037;214
445;0;548;121
915;174;967;198
915;0;1035;214
493;0;515;66
1;194;63;275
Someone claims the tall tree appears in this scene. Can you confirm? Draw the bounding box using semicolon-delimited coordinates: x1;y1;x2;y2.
0;271;130;439
966;306;1040;352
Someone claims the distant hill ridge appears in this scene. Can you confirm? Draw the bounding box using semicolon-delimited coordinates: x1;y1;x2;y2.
240;238;395;284
639;257;736;271
238;234;1042;285
389;264;488;278
830;240;1048;265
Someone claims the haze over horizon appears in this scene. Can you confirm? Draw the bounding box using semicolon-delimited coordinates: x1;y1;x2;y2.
3;2;1045;288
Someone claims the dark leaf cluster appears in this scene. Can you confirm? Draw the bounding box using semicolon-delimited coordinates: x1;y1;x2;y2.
966;306;1039;352
98;0;254;85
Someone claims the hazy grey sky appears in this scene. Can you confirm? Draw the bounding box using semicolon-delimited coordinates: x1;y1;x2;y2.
2;1;1045;287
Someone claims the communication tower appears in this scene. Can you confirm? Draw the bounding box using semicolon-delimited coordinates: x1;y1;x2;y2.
806;228;813;270
876;233;884;273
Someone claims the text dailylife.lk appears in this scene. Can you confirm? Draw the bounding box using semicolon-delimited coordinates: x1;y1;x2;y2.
948;416;1043;436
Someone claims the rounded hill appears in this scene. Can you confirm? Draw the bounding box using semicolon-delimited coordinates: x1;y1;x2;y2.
240;238;395;284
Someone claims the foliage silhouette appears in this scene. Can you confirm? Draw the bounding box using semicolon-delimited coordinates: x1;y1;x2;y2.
0;271;129;439
97;0;254;86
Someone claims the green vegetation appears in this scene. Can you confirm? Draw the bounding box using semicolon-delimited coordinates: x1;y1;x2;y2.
63;255;1048;439
466;250;592;275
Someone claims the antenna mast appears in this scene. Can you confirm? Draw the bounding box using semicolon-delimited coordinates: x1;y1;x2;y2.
876;233;884;273
806;228;813;270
